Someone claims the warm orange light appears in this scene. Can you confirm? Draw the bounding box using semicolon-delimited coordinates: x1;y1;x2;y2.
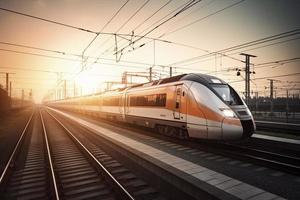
75;70;103;94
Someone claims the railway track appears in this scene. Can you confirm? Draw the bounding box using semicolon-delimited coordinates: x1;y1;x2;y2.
45;108;169;200
200;141;300;176
61;109;300;177
1;108;169;199
0;110;53;199
42;108;129;199
256;120;300;135
72;109;300;176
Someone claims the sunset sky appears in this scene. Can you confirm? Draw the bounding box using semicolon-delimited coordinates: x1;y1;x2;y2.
0;0;299;102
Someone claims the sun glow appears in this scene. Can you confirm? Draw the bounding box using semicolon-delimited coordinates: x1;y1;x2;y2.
75;70;103;95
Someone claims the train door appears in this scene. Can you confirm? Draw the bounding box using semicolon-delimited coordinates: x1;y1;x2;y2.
173;85;182;119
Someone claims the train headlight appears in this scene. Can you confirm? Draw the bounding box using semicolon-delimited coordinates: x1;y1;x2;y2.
221;109;236;118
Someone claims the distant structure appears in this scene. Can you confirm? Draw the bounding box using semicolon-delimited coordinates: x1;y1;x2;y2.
0;87;11;113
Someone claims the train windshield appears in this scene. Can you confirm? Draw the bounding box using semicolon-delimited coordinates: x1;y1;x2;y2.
211;84;243;105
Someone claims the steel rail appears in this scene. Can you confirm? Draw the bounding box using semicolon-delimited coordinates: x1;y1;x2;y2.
45;108;135;200
255;121;300;135
0;111;34;186
39;109;60;200
208;142;300;175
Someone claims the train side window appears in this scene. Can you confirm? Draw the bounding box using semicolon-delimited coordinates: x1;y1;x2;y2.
175;102;180;109
182;91;185;96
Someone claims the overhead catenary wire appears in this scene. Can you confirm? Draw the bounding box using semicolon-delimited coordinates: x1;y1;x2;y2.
81;0;130;57
98;0;176;57
0;66;73;74
159;0;246;38
254;57;300;69
0;38;243;71
175;36;300;68
159;0;217;36
229;72;300;83
132;0;174;32
0;41;74;56
89;0;153;59
0;5;170;51
114;0;202;58
0;7;98;34
116;0;245;58
0;47;160;69
170;28;300;66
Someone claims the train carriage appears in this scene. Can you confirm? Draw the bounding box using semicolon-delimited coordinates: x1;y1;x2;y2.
47;73;255;141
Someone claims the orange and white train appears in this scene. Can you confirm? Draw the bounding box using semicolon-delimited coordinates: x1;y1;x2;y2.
47;73;255;141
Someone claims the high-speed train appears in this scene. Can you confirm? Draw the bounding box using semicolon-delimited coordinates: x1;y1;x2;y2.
47;73;255;141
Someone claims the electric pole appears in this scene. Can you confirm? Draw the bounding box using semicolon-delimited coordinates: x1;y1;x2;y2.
0;72;15;94
267;79;279;115
6;73;8;92
170;67;173;77
9;81;12;97
240;53;256;105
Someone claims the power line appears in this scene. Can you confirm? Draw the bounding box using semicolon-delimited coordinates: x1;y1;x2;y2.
117;0;150;33
0;41;80;58
220;30;300;54
229;72;300;83
170;28;300;66
172;36;300;68
218;36;300;62
81;0;130;57
90;0;153;59
160;0;246;38
0;66;72;74
90;0;196;64
0;7;98;34
114;0;202;58
0;47;158;68
255;57;300;69
132;0;174;31
0;48;80;62
161;0;217;35
99;0;174;57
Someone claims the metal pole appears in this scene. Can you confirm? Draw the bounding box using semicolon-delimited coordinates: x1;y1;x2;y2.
9;81;12;97
269;79;274;115
6;73;9;92
170;67;172;77
240;53;256;105
255;92;258;115
246;56;249;104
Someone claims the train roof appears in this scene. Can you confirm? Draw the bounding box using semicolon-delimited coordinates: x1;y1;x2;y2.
180;73;227;85
128;73;227;89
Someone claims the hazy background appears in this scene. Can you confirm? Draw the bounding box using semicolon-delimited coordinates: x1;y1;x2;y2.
0;0;299;102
